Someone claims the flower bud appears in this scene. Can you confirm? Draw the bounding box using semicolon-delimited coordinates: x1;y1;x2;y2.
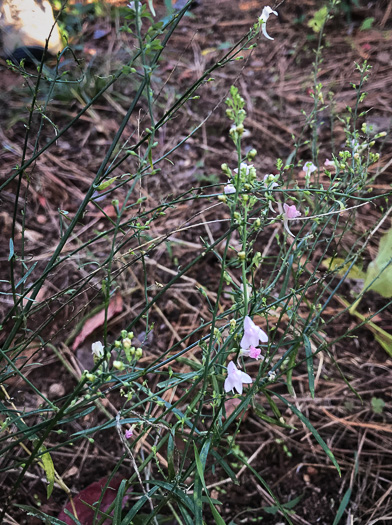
135;347;143;359
247;148;257;160
113;360;125;371
238;251;246;261
122;337;132;350
218;195;227;203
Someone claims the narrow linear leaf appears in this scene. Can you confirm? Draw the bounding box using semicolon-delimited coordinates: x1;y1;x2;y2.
332;488;352;525
121;486;159;525
8;238;14;261
272;392;341;475
16;504;68;524
114;479;127;524
303;334;315;398
15;262;38;289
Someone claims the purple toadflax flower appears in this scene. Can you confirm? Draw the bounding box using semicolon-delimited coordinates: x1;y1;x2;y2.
240;345;262;359
224;361;252;394
282;203;301;237
224;183;236;194
125;428;133;439
283;203;301;220
240;315;268;350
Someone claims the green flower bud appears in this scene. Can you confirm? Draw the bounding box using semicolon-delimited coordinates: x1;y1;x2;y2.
238;251;246;261
135;347;143;359
248;148;257;160
113;360;125;371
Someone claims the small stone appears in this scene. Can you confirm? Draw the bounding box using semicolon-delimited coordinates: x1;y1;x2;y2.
49;383;65;397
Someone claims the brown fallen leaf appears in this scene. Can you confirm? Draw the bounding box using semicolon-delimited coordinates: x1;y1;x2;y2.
72;294;123;351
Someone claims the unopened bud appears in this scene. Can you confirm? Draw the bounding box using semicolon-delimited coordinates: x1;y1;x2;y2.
113;360;125;371
135;347;143;359
122;337;132;350
238;251;246;261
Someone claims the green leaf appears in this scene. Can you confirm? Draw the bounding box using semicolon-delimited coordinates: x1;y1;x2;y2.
363;227;392;298
40;446;55;499
272;392;341;475
371;397;385;415
360;17;374;31
167;431;176;480
8;238;14;261
114;479;127;524
121;486;159;525
307;6;328;33
332;488;351;525
97;176;118;191
194;441;226;524
15;505;68;524
303;334;315;399
322;257;366;280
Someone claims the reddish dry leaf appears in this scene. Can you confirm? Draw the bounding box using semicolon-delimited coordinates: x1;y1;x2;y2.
72;294;123;351
58;475;128;524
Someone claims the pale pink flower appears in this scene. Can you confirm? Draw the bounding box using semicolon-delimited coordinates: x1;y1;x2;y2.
324;159;336;168
259;6;278;40
241;345;262;360
125;428;133;439
91;341;104;358
224;361;252;395
303;161;317;178
283;203;301;237
240;316;268;350
224;183;236;194
283;203;301;220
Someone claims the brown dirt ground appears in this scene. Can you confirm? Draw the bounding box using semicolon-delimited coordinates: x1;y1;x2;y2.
0;0;392;523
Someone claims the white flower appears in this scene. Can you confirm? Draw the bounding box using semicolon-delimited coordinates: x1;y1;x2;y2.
258;6;278;40
324;159;336;168
263;174;279;189
234;163;253;176
240;316;268;350
224;361;252;395
263;174;279;212
127;1;135;10
224;183;236;194
303;161;317;178
91;341;104;358
268;370;276;381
